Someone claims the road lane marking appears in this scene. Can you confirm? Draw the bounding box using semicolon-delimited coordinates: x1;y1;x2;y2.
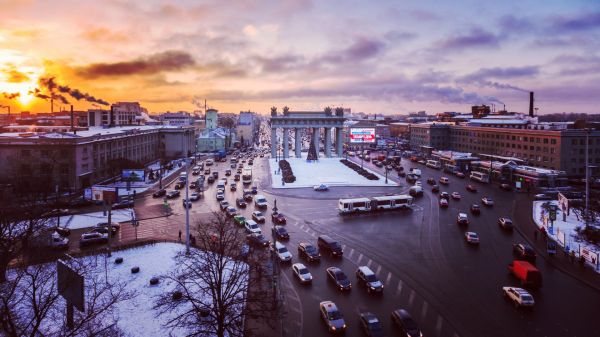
385;272;391;285
357;253;363;264
408;289;415;306
395;279;403;296
420;301;428;321
342;244;346;251
366;259;372;268
375;265;381;276
348;248;355;259
435;315;443;336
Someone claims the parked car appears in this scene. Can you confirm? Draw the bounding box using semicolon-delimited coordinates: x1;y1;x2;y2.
219;200;229;211
216;192;225;201
152;189;167;198
465;231;480;245
359;312;384;337
292;263;313;284
272;212;287;224
246;233;270;247
314;184;329;191
79;232;108;247
166;190;180;199
326;267;352;291
319;301;346;333
252;211;266;223
94;222;120;235
391;309;422;337
298;242;321;262
356;266;384;294
498;217;514;230
272;225;290;240
503;286;535;308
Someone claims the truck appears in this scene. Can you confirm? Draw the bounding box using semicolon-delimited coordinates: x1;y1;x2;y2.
508;260;543;288
214;149;227;162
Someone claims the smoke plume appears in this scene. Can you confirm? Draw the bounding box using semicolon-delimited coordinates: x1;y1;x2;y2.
38;76;109;106
2;92;20;100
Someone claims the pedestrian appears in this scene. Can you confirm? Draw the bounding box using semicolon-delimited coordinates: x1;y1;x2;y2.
178;230;182;241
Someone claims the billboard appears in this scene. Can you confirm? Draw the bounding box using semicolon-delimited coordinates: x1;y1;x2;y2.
57;259;85;311
122;169;145;182
349;128;375;143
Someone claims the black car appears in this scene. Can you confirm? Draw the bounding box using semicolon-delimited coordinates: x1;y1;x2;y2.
318;235;343;257
391;309;422;337
470;204;481;215
359;312;385;337
513;243;537;262
298;242;321;262
431;184;440;193
326;267;352;291
166;190;180;199
426;177;436;185
246;233;270;247
251;186;258;194
236;197;247;208
174;181;185;190
207;176;215;183
272;226;289;240
152;189;167;198
212;171;219;179
190;182;198;189
272;212;287;224
439;191;450;200
112;199;134;209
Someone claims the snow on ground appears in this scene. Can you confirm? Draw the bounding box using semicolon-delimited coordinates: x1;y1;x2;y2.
268;153;397;189
101;159;185;196
533;200;600;271
51;209;135;230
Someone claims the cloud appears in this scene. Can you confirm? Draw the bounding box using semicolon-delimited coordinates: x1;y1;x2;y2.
319;37;385;64
437;28;501;49
383;30;417;42
552;11;600;32
498;15;534;34
81;27;132;43
459;66;538;92
5;68;30;83
77;50;195;78
243;25;258;37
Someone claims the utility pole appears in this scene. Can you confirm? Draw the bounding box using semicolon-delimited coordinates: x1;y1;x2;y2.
585;129;590;230
185;131;191;254
271;199;279;310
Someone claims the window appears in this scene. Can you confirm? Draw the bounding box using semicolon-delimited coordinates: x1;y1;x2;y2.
543;138;548;144
551;139;557;145
524;137;528;141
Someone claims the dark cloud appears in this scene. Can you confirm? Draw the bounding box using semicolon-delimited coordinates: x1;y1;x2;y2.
552;12;600;32
2;92;20;100
498;15;534;34
77;50;195;78
437;28;501;49
552;54;600;76
383;30;417;42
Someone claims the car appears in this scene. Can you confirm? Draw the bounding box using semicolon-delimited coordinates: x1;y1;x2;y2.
498;217;514;230
534;193;553;201
326;267;352;291
246;233;270;247
50;231;69;249
189;181;198;189
233;215;246;227
112;199;134;209
216;192;225;201
272;212;287;224
292;263;313;284
318;235;343;257
219;200;230;211
182;199;192;208
244;190;253;201
502;286;535;308
391;309;422;337
207;176;215;183
356;266;384;293
457;212;469;225
455;171;465;178
272;225;290;240
230;184;237;192
166;190;180;199
152;189;167;198
513;243;537;262
79;232;108;247
234;174;241;181
359;312;384;337
466;184;477;192
192;170;200;176
225;169;231;176
439;198;449;208
439;191;450;199
251;186;258;194
470;204;481;214
398;171;406;177
298;242;321;262
415;181;422;187
244;220;261;234
273;241;292;262
482;196;494;206
237;168;242;174
465;231;480;245
439;176;449;185
252;211;266;223
314;184;329;191
236;197;247;208
189;192;200;201
431;184;439;193
54;226;71;237
230;164;236;169
204;169;211;175
212;171;219;179
174;181;185;190
500;183;512;191
225;206;237;217
319;301;346;333
451;192;461;200
426;177;436;185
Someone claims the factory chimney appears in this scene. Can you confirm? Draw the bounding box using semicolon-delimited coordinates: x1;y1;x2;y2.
70;105;74;132
110;105;115;127
529;92;534;117
51;98;54;115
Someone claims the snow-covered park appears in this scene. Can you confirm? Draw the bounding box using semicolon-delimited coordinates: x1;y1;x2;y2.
50;209;135;230
268;154;397;189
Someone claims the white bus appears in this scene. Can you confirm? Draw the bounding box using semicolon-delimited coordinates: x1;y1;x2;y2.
242;168;252;185
179;172;187;182
470;171;490;183
371;195;413;210
338;198;372;214
426;160;442;169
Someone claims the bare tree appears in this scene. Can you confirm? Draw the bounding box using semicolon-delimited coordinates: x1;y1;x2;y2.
154;213;273;337
0;255;133;337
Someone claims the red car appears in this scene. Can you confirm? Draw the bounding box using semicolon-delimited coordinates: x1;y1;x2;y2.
439;198;449;208
272;212;287;224
470;204;481;214
466;184;477;192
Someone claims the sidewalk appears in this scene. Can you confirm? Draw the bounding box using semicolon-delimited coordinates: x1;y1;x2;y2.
514;195;600;291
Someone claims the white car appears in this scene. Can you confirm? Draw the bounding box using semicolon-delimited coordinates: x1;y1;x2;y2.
273;241;292;262
457;212;469;225
502;287;535;308
189;192;200;201
244;220;261;234
216;192;224;201
451;192;461;200
482;197;494;206
292;263;312;284
465;231;479;244
313;184;329;191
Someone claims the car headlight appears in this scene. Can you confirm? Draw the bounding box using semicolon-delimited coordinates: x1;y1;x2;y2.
330;326;336;331
342;324;346;329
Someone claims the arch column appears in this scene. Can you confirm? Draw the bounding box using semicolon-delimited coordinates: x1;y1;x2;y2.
313;127;320;157
271;127;277;158
295;128;302;158
324;127;332;157
282;127;289;159
336;127;343;157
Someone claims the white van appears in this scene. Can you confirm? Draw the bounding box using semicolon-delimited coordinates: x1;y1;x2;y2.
273;241;292;262
255;195;268;209
410;168;422;177
206;159;214;166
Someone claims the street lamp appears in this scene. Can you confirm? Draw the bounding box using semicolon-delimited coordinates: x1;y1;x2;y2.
271;198;279;309
385;166;390;184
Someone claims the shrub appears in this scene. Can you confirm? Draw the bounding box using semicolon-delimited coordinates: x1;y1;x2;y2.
115;257;124;264
131;266;140;274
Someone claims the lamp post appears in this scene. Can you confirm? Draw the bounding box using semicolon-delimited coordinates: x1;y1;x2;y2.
271;198;279;309
184;131;191;254
585;129;590;230
385;166;389;184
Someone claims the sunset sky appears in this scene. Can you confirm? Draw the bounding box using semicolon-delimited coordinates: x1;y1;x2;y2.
1;0;599;115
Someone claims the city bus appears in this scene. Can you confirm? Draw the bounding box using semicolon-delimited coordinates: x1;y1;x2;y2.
338;195;413;214
242;168;252;185
470;171;490;183
426;160;442;169
371;195;413;210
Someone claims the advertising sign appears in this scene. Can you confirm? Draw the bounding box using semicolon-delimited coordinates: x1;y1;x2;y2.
557;228;566;246
349;128;376;143
580;246;599;266
57;260;84;311
122;169;145;182
91;186;117;203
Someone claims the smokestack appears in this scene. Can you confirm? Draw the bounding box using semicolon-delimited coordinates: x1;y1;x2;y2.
70;105;74;133
529;91;534;117
51;98;54;115
110;105;115;127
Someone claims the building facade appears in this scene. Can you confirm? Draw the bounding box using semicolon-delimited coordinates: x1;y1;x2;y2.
237;111;257;146
206;109;218;130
